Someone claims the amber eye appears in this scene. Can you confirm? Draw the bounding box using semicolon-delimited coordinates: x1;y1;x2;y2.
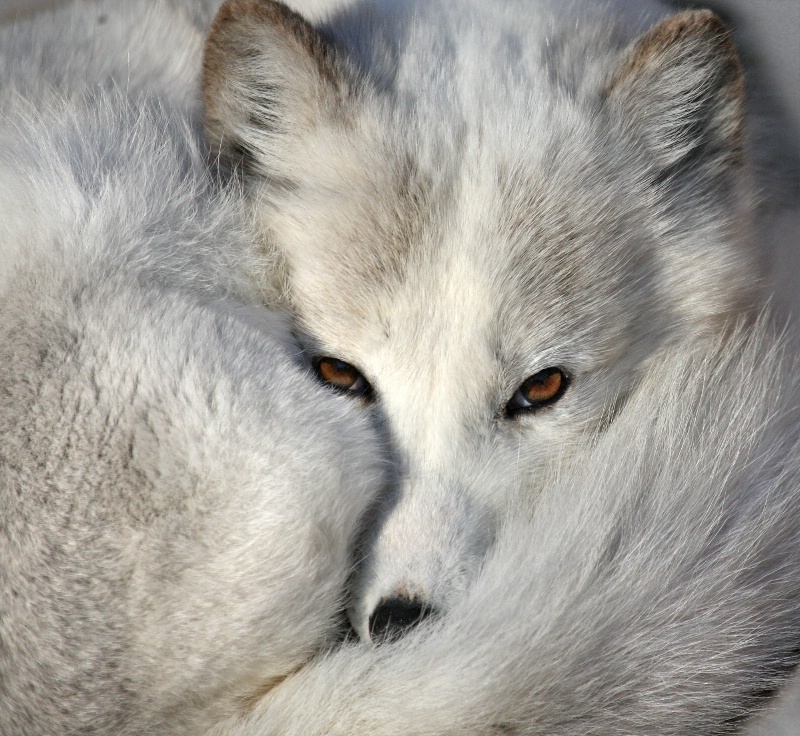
505;367;569;418
313;357;373;400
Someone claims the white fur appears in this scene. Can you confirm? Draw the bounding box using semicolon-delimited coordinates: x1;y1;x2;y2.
0;2;384;732
203;0;764;636
3;1;800;734
213;319;800;736
202;0;800;730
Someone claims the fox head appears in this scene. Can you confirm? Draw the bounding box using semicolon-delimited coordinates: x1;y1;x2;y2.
203;0;760;640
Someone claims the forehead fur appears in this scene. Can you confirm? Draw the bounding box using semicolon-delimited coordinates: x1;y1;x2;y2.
262;111;655;365
229;0;758;353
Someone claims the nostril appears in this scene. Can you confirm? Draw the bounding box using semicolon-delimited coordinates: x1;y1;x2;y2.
368;596;435;642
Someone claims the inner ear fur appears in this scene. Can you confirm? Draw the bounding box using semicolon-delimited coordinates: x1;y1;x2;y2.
203;0;348;177
605;10;746;187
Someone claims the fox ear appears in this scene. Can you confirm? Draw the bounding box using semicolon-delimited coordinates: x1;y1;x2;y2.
203;0;348;178
605;10;745;189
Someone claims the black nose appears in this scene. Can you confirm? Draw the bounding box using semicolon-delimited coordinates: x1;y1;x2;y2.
368;596;435;642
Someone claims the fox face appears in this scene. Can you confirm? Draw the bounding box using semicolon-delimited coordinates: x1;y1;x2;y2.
203;0;759;640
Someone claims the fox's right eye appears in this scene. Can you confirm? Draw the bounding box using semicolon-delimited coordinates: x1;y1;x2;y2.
313;357;374;400
505;367;569;418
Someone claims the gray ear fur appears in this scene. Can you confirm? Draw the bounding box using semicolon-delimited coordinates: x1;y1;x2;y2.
605;10;746;192
203;0;348;178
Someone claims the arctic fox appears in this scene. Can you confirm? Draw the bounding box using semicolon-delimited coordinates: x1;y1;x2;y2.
203;0;764;640
3;1;800;734
5;70;800;733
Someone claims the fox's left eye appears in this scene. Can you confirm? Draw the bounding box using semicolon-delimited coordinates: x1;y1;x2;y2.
505;367;569;418
313;357;374;400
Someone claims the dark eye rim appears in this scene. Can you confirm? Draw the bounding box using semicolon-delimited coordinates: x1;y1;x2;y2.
312;356;375;401
504;367;571;419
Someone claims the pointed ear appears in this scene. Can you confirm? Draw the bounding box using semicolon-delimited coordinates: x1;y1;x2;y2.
605;10;746;189
203;0;349;178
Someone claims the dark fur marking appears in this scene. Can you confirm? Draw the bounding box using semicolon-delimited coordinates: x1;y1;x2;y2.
207;0;343;91
203;0;350;181
610;11;732;88
720;648;800;731
605;10;746;154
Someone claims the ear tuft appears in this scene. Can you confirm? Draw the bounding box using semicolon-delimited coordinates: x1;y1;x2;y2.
606;10;746;188
203;0;346;178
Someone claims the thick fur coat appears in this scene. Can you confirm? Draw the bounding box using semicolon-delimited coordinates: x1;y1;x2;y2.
0;2;384;731
1;1;800;734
